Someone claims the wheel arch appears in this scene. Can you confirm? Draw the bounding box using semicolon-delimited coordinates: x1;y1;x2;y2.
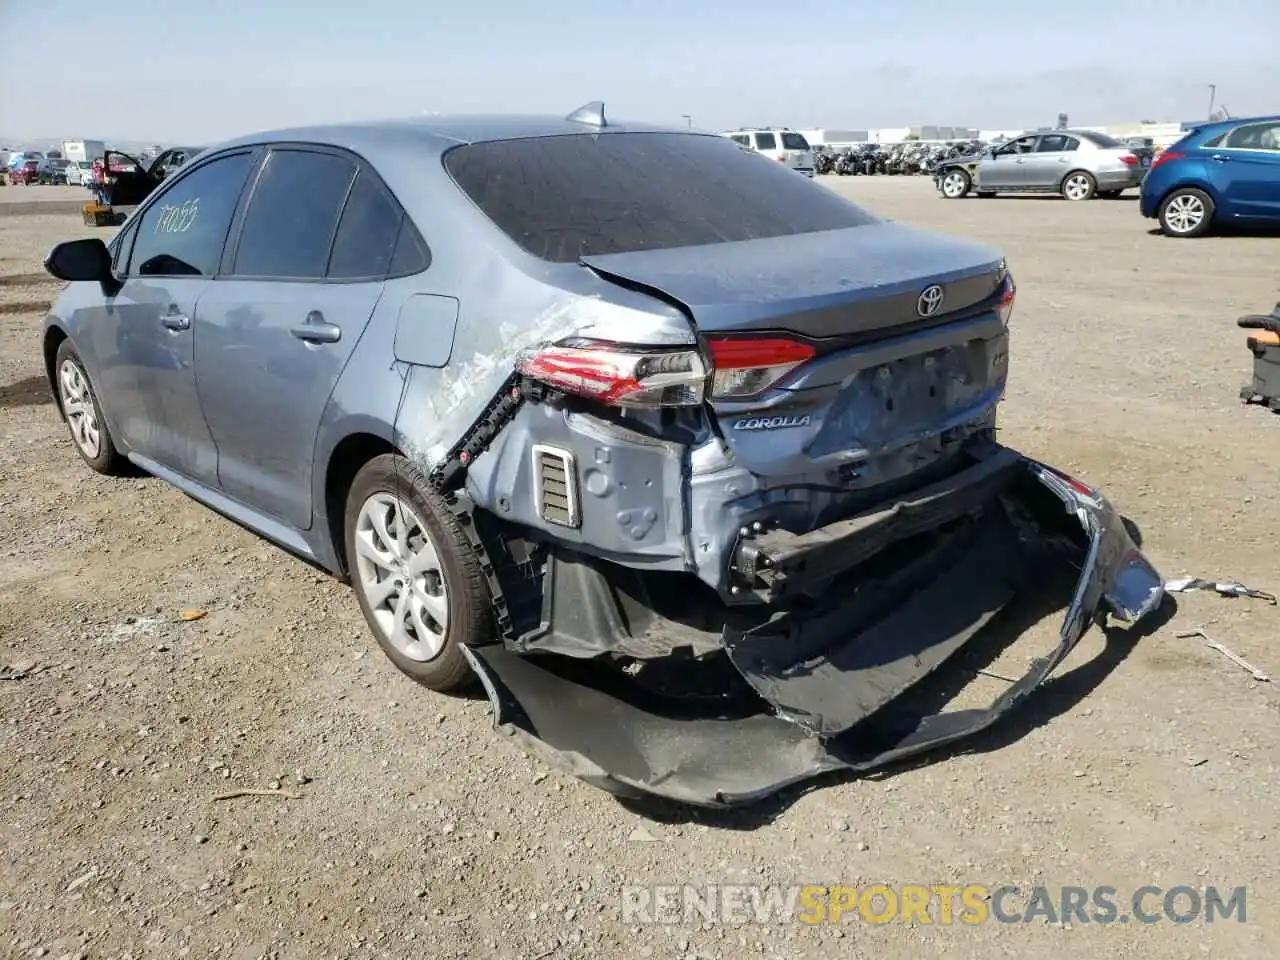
320;426;403;577
42;324;69;417
1058;167;1097;190
1155;177;1223;214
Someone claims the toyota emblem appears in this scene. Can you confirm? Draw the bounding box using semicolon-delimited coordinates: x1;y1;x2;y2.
917;284;945;318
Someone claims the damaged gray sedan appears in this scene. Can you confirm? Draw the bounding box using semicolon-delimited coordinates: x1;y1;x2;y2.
40;102;1165;807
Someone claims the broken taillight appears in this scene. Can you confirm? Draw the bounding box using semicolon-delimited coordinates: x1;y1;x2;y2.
996;272;1016;327
704;335;816;400
516;338;707;408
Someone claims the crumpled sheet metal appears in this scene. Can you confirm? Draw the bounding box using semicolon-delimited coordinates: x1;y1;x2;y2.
463;456;1166;808
394;289;695;472
1164;577;1276;605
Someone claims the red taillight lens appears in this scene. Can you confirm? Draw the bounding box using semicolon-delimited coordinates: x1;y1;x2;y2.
516;338;707;408
996;272;1016;327
1149;150;1181;171
1119;153;1138;166
1041;463;1097;500
704;335;816;399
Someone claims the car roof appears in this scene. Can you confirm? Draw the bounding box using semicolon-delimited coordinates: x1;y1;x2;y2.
1191;113;1280;136
207;113;702;161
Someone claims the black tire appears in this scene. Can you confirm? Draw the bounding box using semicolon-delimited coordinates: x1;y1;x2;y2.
939;168;971;199
1157;187;1214;238
53;339;124;475
1061;170;1097;201
344;453;492;693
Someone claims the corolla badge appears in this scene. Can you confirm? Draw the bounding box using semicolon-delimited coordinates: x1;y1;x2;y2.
733;415;812;431
917;283;945;318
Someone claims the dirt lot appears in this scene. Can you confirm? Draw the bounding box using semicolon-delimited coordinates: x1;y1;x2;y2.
2;179;1279;960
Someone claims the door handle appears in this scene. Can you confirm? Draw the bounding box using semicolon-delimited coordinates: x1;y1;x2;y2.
161;313;190;331
290;311;341;344
1210;154;1231;163
1015;158;1025;163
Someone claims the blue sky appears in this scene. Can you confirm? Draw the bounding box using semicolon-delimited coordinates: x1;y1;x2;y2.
1;0;1274;142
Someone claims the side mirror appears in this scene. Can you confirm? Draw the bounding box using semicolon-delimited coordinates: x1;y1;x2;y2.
44;238;121;295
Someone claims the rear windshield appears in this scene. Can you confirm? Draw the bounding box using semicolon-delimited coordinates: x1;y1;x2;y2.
443;132;878;263
781;132;810;150
1080;131;1125;148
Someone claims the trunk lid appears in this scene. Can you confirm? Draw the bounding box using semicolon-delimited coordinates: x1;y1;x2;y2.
582;222;1010;485
581;221;1003;339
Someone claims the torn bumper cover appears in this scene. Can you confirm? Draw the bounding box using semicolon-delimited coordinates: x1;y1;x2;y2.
462;451;1164;807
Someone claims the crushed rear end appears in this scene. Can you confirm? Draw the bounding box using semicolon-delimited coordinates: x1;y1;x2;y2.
463;456;1160;806
409;130;1164;806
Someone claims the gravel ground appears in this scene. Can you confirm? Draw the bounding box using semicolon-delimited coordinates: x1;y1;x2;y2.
2;179;1280;960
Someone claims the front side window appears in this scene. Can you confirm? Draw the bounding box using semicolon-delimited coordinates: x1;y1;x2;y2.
232;149;357;279
127;151;255;277
999;136;1038;155
443;131;880;264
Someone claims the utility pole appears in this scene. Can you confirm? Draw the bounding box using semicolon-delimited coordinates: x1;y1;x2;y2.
1207;84;1217;120
681;114;692;129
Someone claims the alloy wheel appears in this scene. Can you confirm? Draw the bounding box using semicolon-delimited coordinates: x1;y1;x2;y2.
1164;194;1205;234
1063;174;1093;201
58;358;102;460
353;492;450;662
942;171;967;198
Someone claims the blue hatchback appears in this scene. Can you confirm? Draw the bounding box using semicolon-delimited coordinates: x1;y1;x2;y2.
1139;115;1280;237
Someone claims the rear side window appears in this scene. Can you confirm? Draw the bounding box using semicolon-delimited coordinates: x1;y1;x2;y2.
389;220;432;276
1036;134;1078;152
754;132;777;150
1224;122;1280;150
443;132;879;263
327;169;405;279
128;151;255;277
232;149;356;279
780;132;810;150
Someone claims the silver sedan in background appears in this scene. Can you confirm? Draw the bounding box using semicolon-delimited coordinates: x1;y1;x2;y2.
935;129;1151;200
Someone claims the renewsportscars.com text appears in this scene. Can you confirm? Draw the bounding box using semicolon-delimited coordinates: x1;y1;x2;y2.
622;883;1247;927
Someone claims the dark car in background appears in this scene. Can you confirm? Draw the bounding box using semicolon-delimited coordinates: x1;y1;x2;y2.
36;157;70;184
1139;114;1280;237
101;145;208;206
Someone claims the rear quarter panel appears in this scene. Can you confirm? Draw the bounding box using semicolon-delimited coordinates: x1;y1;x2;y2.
1139;156;1215;218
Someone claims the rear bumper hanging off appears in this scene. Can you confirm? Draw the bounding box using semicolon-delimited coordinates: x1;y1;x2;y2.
463;449;1165;808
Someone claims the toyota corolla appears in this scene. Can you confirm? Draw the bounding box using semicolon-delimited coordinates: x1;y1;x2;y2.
39;103;1164;806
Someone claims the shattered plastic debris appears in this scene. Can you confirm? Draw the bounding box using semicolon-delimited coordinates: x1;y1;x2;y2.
179;608;208;622
1163;578;1277;604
